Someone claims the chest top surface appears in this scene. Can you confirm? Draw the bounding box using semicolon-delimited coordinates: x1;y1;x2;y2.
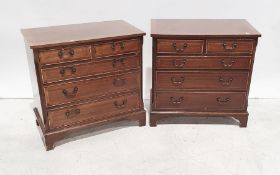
151;19;261;37
21;20;145;48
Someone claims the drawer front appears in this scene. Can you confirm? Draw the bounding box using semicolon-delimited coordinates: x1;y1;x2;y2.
93;39;140;58
156;56;251;70
38;45;91;65
44;71;140;106
206;40;254;54
48;93;141;129
155;71;249;91
154;91;247;111
41;55;140;83
157;39;204;54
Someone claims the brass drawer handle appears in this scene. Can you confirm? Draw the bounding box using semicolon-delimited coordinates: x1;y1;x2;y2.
171;76;185;85
62;87;78;98
57;48;75;58
112;58;125;67
170;97;184;105
111;42;116;51
223;43;238;50
220;59;236;67
173;59;186;67
59;66;76;75
114;99;127;108
219;77;233;86
58;50;63;58
111;42;125;51
216;97;231;105
119;42;125;50
68;48;75;56
172;42;188;52
65;108;80;118
113;78;126;86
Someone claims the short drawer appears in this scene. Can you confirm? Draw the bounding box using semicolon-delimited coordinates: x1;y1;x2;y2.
156;56;251;70
157;39;204;54
206;39;254;54
44;71;140;107
155;71;249;91
48;92;141;129
38;45;91;65
41;55;140;83
154;91;247;111
93;39;140;58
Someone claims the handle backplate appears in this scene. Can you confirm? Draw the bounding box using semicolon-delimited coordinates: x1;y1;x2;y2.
219;77;233;86
173;58;186;68
65;108;80;118
170;96;184;105
172;42;188;52
62;87;78;98
114;99;127;108
216;97;231;105
223;43;238;50
171;76;185;86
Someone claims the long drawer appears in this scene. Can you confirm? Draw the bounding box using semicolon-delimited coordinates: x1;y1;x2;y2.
48;92;141;129
38;45;92;65
41;55;140;83
157;39;204;54
155;71;249;91
156;56;251;70
154;91;247;111
44;71;140;107
93;39;140;58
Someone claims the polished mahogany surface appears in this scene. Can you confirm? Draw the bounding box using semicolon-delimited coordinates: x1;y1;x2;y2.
22;20;145;48
151;19;261;37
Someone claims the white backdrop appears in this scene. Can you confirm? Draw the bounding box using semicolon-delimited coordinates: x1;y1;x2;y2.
0;0;279;99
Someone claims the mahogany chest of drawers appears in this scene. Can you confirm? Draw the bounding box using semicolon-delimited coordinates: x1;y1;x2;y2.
150;19;261;127
22;20;146;150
